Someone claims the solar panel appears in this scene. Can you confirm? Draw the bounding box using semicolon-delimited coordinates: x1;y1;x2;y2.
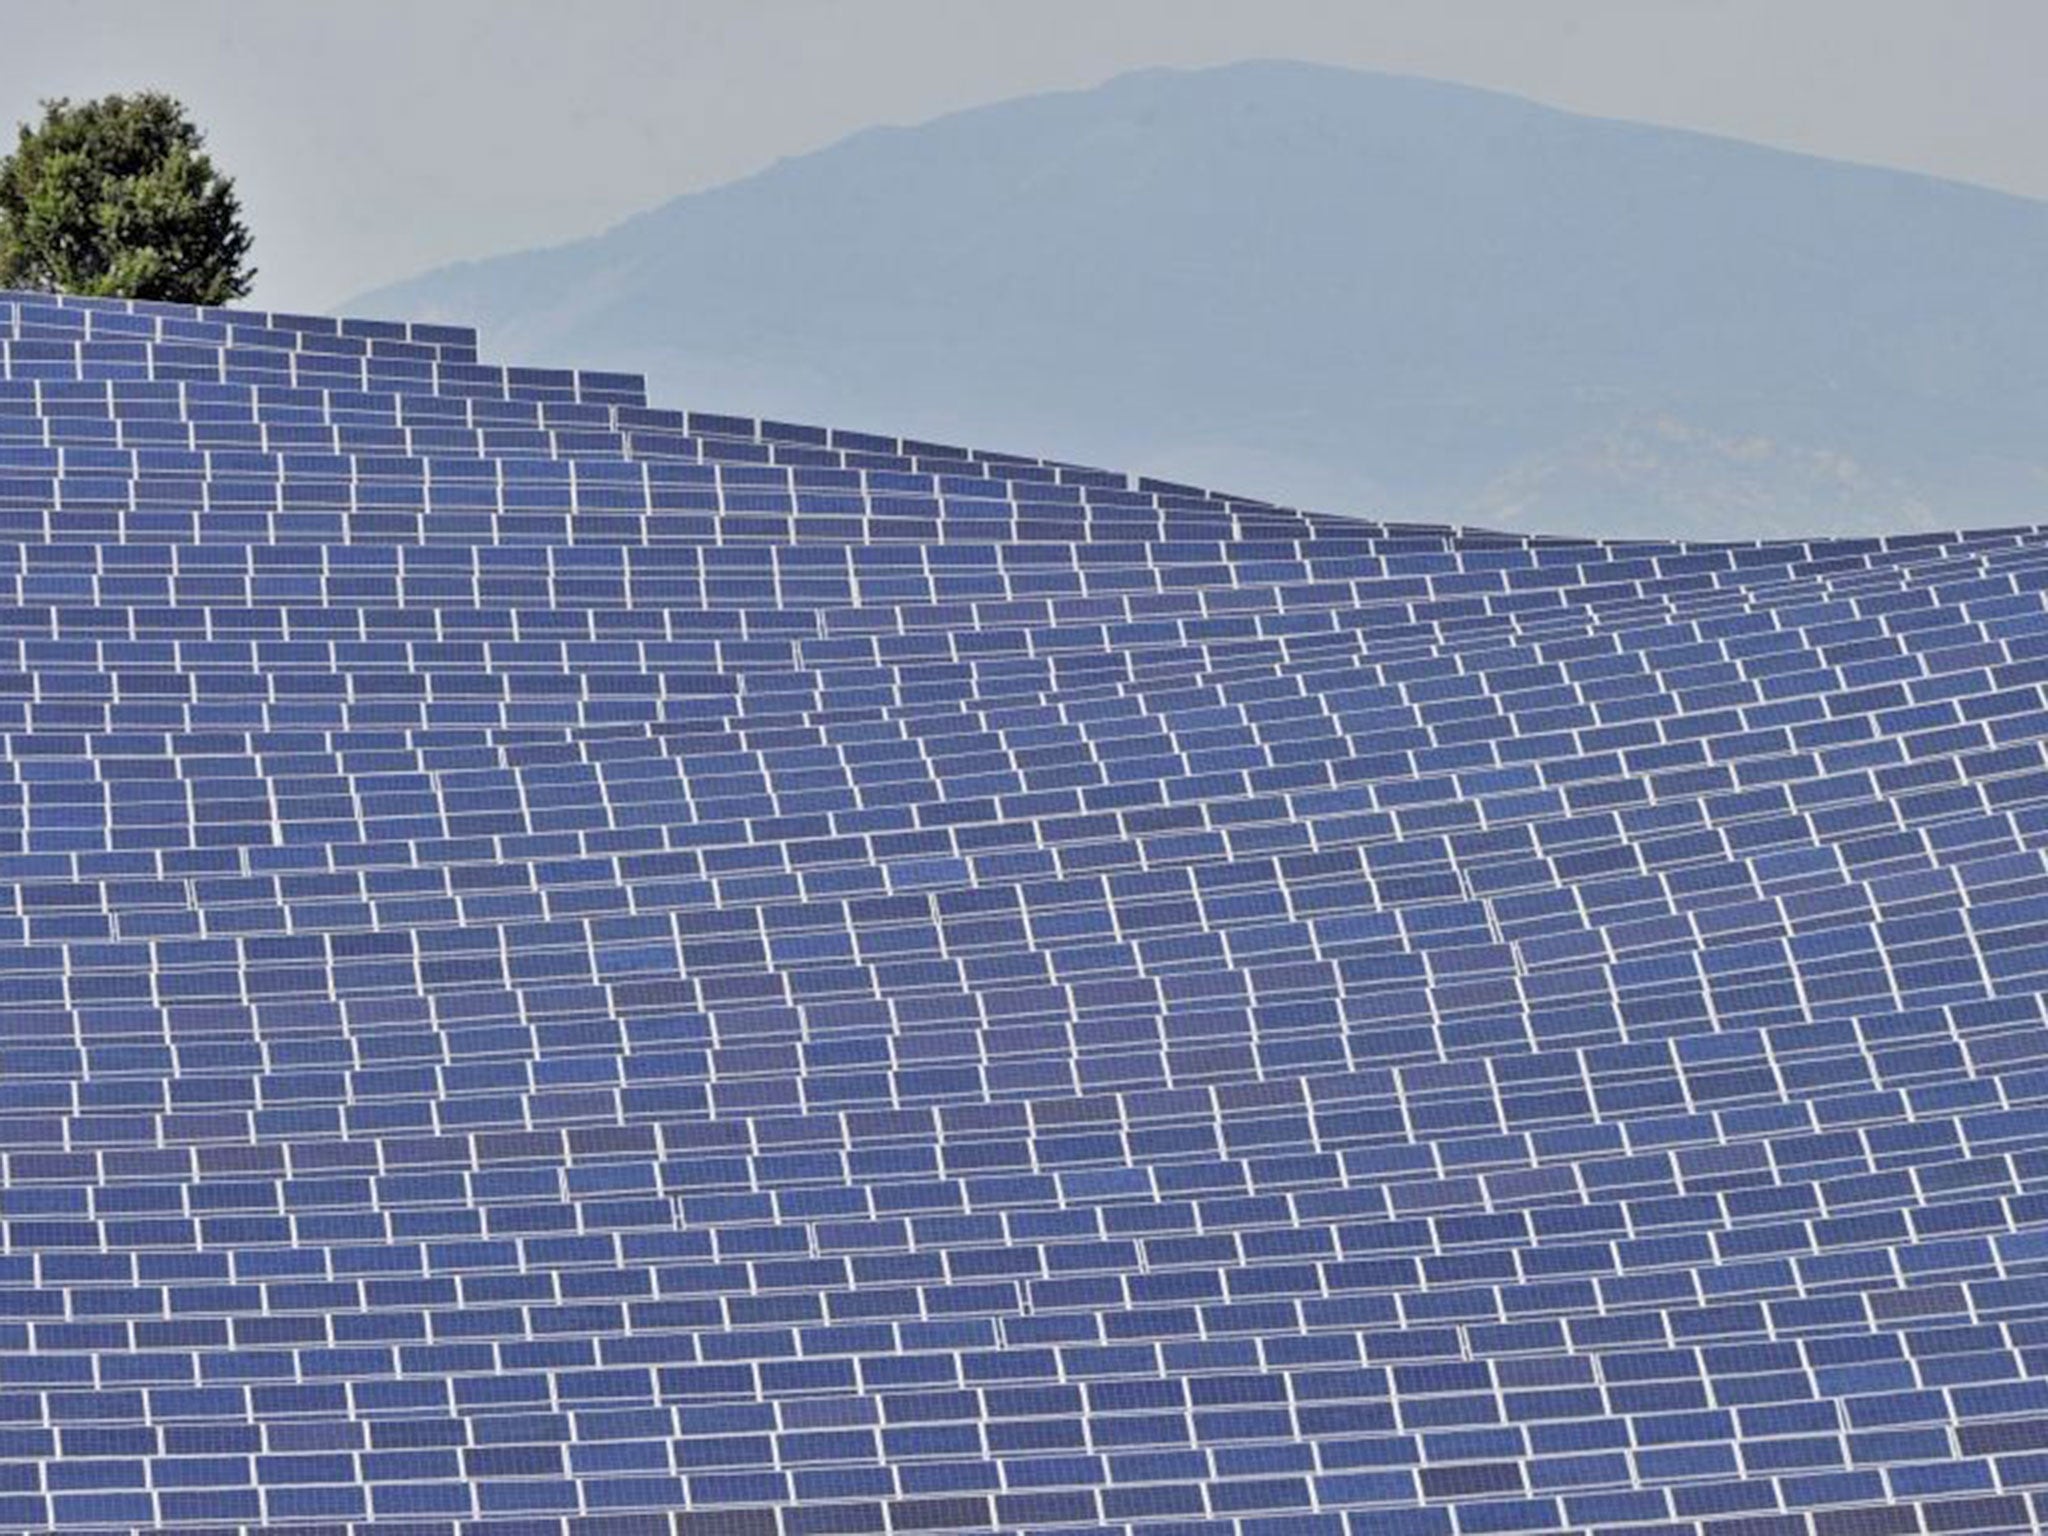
2;285;2048;1533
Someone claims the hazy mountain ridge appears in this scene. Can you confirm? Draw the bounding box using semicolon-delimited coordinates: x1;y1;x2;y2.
350;60;2048;537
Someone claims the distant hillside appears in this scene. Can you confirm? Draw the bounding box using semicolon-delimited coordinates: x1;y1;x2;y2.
350;60;2048;538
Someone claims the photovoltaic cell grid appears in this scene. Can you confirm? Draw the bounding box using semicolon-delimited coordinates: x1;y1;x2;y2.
1;290;2048;1536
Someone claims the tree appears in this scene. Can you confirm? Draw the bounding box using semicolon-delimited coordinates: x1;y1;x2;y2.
0;92;254;304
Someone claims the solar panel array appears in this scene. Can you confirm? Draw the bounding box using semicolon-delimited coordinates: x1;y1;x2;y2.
3;287;2048;1536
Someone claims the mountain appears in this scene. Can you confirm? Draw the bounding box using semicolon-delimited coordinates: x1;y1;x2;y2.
348;60;2048;538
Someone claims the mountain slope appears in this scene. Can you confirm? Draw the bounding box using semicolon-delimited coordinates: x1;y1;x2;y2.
350;60;2048;537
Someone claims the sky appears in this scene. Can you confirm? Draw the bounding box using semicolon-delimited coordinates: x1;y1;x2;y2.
3;0;2044;311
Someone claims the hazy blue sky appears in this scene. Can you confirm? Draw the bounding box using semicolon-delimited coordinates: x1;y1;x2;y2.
5;0;2044;310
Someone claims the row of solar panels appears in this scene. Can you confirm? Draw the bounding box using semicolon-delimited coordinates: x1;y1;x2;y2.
0;289;478;355
0;356;642;412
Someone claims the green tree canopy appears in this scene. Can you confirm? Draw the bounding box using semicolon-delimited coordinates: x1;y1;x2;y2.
0;92;254;304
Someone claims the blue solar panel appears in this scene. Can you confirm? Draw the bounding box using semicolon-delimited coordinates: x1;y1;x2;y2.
3;285;2048;1533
